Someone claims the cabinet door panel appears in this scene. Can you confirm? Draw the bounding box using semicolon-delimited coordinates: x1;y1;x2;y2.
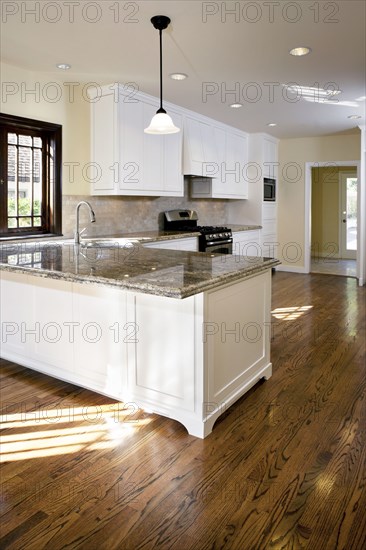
143;102;164;192
0;271;33;359
163;110;183;195
127;293;196;411
119;99;145;192
73;284;127;395
263;138;278;179
184;117;216;177
31;277;74;372
206;272;270;404
92;94;116;191
225;132;248;197
184;117;205;174
262;233;279;258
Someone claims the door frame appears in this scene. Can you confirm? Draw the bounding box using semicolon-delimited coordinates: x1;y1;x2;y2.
304;160;361;280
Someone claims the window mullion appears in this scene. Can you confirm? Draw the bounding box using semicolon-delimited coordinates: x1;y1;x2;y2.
16;140;19;228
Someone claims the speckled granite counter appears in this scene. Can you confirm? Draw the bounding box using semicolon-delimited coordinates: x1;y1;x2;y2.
228;224;262;232
0;225;260;245
0;241;279;299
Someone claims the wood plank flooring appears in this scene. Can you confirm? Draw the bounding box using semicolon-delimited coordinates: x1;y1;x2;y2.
0;272;365;549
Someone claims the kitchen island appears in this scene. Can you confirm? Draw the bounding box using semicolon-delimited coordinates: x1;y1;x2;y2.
0;241;279;438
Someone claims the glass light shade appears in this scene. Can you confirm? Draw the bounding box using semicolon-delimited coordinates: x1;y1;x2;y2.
144;112;180;134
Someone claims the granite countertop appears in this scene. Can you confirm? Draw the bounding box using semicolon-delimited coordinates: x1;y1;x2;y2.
0;225;261;245
0;241;279;299
228;224;262;232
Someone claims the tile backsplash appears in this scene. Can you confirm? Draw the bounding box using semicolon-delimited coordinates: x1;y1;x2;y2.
62;182;229;238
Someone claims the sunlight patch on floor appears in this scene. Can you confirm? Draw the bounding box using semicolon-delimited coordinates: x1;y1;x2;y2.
0;402;151;462
271;305;313;320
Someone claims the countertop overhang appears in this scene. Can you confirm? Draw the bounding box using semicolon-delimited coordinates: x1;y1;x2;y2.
0;240;279;299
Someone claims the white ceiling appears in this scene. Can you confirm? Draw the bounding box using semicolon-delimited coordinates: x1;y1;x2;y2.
1;0;365;138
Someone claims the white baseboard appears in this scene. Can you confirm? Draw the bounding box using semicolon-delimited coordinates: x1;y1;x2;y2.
275;265;307;274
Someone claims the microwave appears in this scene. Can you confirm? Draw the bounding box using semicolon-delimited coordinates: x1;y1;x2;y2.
264;177;276;201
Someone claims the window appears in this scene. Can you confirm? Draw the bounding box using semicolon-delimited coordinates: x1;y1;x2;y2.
0;113;62;238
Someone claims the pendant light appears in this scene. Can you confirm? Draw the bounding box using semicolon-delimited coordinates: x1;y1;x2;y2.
144;15;180;135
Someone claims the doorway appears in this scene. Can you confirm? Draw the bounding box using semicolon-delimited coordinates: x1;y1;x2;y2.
307;163;359;278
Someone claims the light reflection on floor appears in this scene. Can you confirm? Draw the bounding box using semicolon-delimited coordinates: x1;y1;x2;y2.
0;403;150;462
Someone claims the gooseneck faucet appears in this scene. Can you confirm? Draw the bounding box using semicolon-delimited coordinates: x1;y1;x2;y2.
74;201;96;244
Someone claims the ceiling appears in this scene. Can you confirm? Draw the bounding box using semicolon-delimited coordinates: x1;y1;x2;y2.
1;0;365;138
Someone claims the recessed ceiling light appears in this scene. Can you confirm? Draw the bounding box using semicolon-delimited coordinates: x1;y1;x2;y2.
289;47;311;56
347;115;362;119
355;96;366;102
230;103;243;108
267;123;277;127
56;63;71;70
170;73;188;80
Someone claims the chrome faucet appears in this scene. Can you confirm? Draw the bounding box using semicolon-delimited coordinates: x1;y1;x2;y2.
74;201;96;244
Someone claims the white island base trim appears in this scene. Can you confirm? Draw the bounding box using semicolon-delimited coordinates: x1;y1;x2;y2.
0;269;273;438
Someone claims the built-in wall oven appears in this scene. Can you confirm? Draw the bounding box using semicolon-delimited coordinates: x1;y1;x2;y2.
163;210;233;254
264;177;276;201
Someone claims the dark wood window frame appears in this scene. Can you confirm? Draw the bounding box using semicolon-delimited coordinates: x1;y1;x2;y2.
0;113;62;238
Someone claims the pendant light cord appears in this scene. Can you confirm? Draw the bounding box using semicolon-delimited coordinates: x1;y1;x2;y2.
159;28;164;112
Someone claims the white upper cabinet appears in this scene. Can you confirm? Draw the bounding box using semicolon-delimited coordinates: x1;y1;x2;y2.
90;83;251;199
263;136;278;179
183;116;218;177
189;119;249;199
90;85;183;196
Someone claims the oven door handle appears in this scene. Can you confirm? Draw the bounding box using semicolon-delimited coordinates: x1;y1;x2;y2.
205;239;233;246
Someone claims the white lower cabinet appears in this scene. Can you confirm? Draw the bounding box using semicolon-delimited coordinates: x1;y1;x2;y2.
261;202;278;258
261;234;279;258
0;269;273;439
73;284;128;396
232;230;261;257
0;271;74;375
143;237;198;251
206;272;270;405
126;292;197;413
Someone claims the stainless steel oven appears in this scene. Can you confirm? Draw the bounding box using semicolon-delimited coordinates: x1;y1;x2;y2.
204;237;233;254
163;210;233;253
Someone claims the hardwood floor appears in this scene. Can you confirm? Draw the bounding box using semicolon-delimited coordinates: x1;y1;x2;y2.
0;272;365;549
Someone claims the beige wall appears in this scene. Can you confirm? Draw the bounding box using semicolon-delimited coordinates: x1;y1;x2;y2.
278;133;361;268
0;61;90;195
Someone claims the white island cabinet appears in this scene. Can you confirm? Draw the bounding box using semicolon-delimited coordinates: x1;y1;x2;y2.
0;260;274;438
90;84;183;197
